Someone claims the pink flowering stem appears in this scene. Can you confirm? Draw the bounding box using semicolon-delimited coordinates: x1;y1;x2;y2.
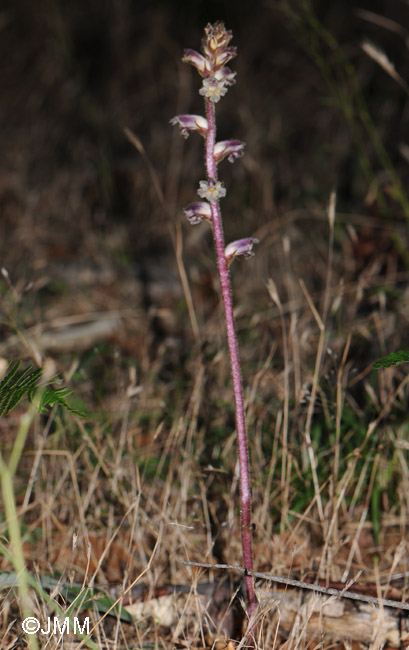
205;98;257;617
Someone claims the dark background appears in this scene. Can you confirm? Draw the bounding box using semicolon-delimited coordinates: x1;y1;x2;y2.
1;0;409;403
2;0;409;268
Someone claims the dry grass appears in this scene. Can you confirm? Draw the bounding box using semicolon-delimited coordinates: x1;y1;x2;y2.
2;1;409;648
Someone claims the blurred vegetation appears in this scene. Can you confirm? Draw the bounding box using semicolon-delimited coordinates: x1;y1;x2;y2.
2;1;409;646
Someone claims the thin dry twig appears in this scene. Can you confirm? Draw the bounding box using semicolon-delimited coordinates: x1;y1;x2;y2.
183;561;409;612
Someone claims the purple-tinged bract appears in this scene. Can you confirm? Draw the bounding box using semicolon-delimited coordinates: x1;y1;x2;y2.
183;201;212;224
182;49;211;76
169;114;208;138
225;237;260;263
214;140;246;164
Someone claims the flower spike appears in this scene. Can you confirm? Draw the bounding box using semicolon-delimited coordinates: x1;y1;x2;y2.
179;22;239;102
171;22;258;620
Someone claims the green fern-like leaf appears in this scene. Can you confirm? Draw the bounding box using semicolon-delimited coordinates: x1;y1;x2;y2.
373;350;409;369
0;362;42;416
36;387;87;418
0;361;87;418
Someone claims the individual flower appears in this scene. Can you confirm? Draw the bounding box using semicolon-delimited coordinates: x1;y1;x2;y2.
199;77;228;103
225;237;260;263
182;49;211;76
197;179;226;202
214;139;246;164
169;114;208;138
215;66;236;86
183;201;212;224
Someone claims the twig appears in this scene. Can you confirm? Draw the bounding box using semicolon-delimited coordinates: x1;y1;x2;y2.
182;561;409;612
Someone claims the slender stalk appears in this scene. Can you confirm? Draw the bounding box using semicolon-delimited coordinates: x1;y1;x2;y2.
205;99;256;615
170;22;260;621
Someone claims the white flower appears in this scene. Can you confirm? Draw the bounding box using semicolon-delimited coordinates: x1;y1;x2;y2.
199;77;228;103
197;180;227;202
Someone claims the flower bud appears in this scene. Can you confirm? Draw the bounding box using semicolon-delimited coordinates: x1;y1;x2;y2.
214;140;245;164
182;49;211;76
215;47;237;68
202;23;234;59
169;114;208;138
225;237;259;263
183;201;212;224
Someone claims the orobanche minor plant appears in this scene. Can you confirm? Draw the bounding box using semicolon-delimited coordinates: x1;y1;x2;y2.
170;23;259;616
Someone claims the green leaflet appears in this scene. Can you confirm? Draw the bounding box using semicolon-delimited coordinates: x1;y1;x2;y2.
373;350;409;369
0;362;42;415
0;361;86;417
